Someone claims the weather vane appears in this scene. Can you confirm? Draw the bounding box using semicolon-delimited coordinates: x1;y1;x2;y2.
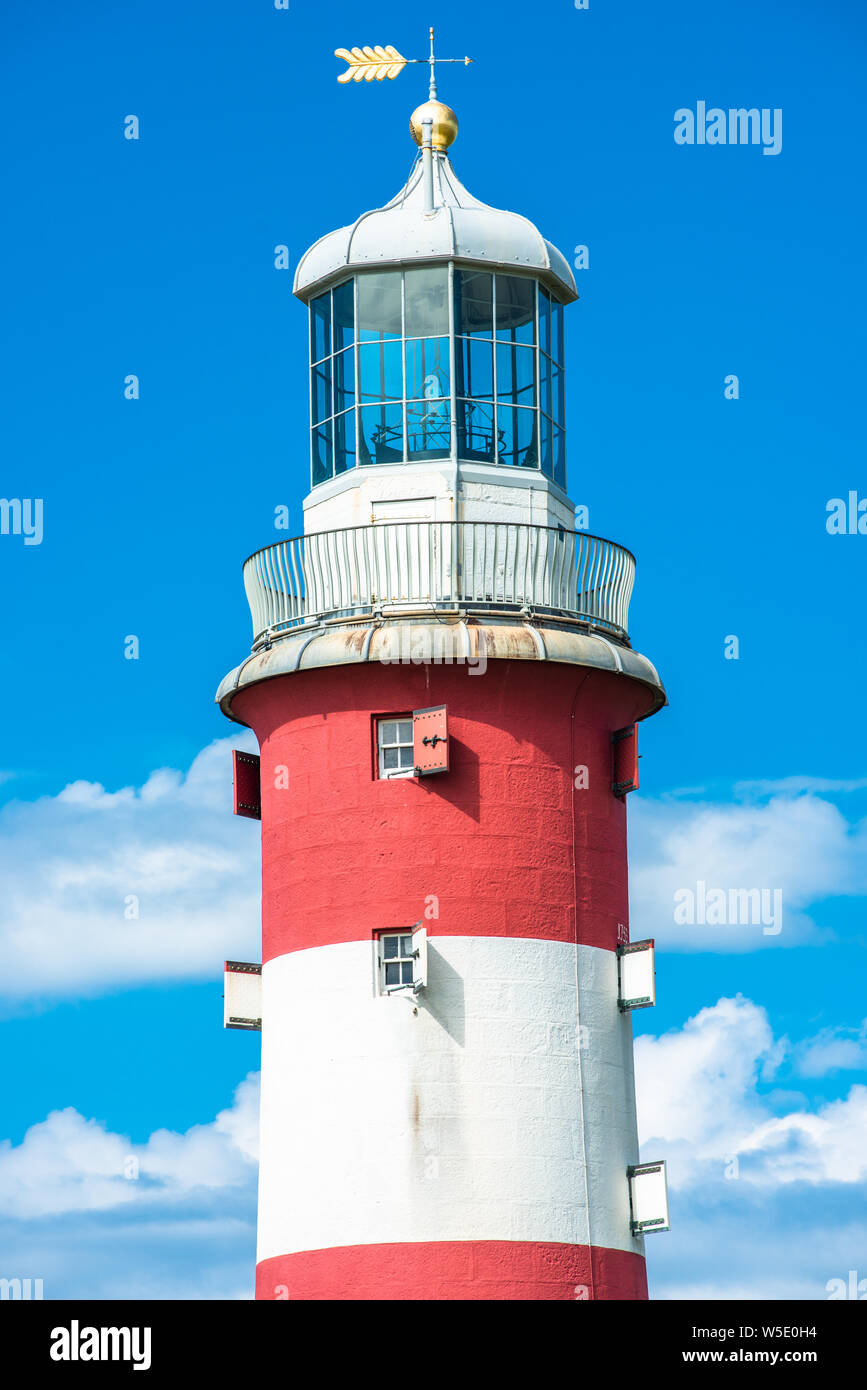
335;26;472;101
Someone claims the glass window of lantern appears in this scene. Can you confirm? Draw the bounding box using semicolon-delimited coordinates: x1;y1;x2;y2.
310;267;566;487
357;273;401;341
495;275;535;346
404;267;449;338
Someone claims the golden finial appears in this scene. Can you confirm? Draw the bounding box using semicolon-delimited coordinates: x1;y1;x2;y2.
335;27;470;151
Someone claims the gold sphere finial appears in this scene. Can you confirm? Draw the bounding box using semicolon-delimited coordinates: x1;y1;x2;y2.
410;99;458;151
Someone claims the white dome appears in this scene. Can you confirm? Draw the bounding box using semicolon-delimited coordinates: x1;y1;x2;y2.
293;152;577;303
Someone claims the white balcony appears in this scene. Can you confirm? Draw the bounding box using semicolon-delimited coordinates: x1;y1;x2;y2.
242;522;635;651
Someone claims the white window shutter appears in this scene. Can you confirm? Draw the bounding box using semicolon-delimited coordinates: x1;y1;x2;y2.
224;961;262;1030
628;1161;670;1234
618;939;656;1010
412;924;428;992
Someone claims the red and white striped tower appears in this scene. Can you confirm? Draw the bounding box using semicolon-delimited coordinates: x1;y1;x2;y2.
219;84;667;1300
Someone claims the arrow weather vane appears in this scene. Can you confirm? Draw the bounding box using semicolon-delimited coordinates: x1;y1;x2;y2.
335;26;472;100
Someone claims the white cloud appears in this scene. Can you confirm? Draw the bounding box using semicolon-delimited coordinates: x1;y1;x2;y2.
734;775;867;799
0;1076;259;1299
0;736;261;1003
629;789;867;950
636;996;867;1188
793;1024;867;1078
0;1074;260;1221
637;998;867;1300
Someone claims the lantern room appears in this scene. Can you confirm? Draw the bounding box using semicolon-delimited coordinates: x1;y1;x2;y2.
293;117;578;535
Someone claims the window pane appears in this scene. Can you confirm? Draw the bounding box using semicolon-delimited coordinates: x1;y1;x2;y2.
496;343;536;407
400;937;413;955
310;291;331;362
334;347;355;412
383;936;398;959
551;298;564;364
334;409;356;474
540;412;554;479
496;276;535;345
539;287;551;358
383;747;399;769
398;746;414;768
553;425;566;489
401;962;413;984
332;279;355;352
456;337;493;399
454;269;493;337
357;273;401;340
396;720;413;742
311;421;332;485
404;267;449;337
457;399;496;462
358;404;404;465
312;361;331;425
406;337;450;401
359;341;402;403
379;721;397;745
540;353;552;418
407;398;451;461
385;962;400;984
552;361;564;424
497;406;538;468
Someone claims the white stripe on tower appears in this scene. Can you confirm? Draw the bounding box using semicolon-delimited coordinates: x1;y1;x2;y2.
257;937;643;1266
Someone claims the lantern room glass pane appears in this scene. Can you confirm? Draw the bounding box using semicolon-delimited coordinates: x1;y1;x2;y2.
456;337;493;399
312;361;331;425
357;273;402;340
539;287;551;358
358;403;404;465
404;267;449;337
310;291;331;363
332;279;355;352
553;425;565;488
334;347;355;412
541;412;555;479
551;298;564;364
498;405;537;468
457;399;496;462
407;398;451;461
359;340;403;403
405;336;450;402
454;269;493;338
334;409;356;474
552;360;564;424
311;420;333;485
496;343;537;407
496;276;535;345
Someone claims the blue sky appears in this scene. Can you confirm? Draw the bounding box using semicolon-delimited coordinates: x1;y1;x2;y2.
1;0;865;1299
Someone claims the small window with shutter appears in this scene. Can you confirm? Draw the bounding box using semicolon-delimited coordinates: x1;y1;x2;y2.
376;716;415;779
377;924;428;995
375;707;450;779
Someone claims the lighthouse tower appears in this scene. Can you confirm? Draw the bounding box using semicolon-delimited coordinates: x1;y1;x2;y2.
218;66;667;1301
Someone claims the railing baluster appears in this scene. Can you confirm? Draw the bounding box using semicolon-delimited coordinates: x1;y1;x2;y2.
242;521;635;648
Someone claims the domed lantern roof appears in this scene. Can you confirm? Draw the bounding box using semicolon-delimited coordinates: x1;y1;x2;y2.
293;145;577;303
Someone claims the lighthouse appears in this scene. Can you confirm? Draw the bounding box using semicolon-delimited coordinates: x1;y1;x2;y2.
218;40;668;1301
